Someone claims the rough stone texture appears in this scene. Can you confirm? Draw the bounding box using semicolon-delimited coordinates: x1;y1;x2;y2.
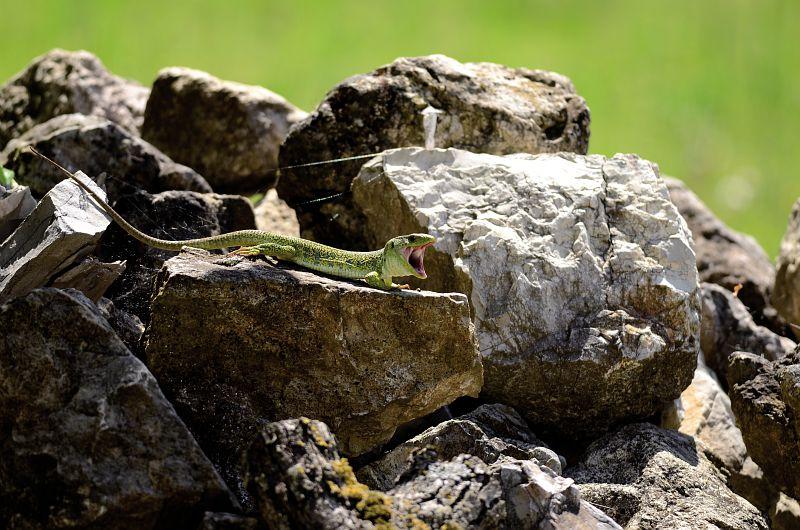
727;350;800;499
774;197;800;336
245;418;620;529
197;512;260;530
0;172;110;304
358;403;562;491
1;113;211;201
666;177;783;331
97;189;255;322
142;67;307;193
701;282;795;385
0;184;35;241
0;289;235;528
145;250;482;503
97;296;146;357
254;189;300;237
771;493;800;530
662;354;775;512
351;147;700;440
50;257;125;302
566;423;768;530
278;54;591;247
0;49;148;149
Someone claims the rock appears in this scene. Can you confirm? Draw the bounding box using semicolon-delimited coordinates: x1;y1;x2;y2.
197;512;260;530
566;423;768;530
0;184;35;240
0;49;148;149
142;67;307;193
701;282;795;385
50;256;125;302
278;54;590;247
254;189;300;237
97;296;146;357
0;172;110;304
2;113;211;201
97;189;255;321
663;353;776;512
727;350;800;499
0;288;235;528
774;197;800;336
358;403;562;491
665;177;782;331
144;250;482;504
771;493;800;530
245;418;620;529
351;147;700;440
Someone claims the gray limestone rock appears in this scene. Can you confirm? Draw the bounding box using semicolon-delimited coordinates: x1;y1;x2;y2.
774;197;800;336
50;256;125;302
254;189;300;237
0;184;35;241
0;113;211;201
0;172;110;304
665;177;782;331
566;423;768;530
701;282;795;384
358;403;561;492
278;54;590;247
145;250;482;504
244;418;619;529
142;67;307;193
0;288;235;528
0;48;148;149
727;350;800;499
97;296;146;357
351;147;700;440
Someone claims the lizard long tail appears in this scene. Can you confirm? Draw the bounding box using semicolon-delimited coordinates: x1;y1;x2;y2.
28;146;271;251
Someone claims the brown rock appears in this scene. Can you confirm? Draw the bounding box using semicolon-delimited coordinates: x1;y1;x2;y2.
774;197;800;336
253;189;300;237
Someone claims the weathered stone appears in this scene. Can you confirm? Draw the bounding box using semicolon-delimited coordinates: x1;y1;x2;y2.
727;350;800;499
254;189;300;237
245;418;619;529
50;256;125;302
566;423;768;530
774;197;800;336
701;282;795;385
0;184;35;240
771;493;800;530
0;49;148;148
142;67;307;193
97;296;145;357
1;113;211;200
197;512;260;530
278;54;590;247
351;147;699;440
0;288;235;528
97;189;255;321
0;172;110;304
358;403;561;491
666;177;782;331
145;250;482;503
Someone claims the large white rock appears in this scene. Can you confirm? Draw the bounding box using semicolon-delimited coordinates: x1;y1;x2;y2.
352;148;700;438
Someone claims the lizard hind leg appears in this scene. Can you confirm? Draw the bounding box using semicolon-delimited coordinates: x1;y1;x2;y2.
230;242;297;260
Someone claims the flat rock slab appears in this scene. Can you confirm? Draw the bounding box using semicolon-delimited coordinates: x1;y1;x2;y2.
1;113;211;200
144;250;482;500
566;423;768;530
0;172;110;304
0;289;234;528
278;54;590;247
142;67;307;193
728;350;800;499
351;147;700;439
0;184;35;241
0;48;148;149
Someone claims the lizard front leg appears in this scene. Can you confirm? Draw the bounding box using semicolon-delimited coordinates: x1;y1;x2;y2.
364;271;409;290
231;242;297;260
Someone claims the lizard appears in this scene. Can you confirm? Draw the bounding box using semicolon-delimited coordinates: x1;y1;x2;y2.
28;146;435;290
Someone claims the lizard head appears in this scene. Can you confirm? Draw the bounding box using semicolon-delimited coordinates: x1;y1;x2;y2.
384;233;436;279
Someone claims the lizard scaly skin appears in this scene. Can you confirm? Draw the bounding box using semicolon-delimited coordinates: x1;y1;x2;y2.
30;147;435;290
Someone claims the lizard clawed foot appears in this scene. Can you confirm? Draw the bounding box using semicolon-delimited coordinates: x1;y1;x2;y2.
393;283;411;290
229;246;261;257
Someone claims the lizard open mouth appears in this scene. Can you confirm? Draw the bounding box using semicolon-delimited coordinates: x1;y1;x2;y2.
402;242;433;278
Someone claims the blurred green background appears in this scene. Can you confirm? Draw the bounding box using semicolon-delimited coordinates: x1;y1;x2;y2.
1;0;797;255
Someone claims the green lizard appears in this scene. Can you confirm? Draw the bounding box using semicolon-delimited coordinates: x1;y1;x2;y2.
29;147;435;290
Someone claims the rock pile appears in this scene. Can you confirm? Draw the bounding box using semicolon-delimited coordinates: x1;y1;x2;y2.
1;48;798;528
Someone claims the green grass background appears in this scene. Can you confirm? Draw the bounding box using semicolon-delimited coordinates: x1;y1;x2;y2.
1;0;797;256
